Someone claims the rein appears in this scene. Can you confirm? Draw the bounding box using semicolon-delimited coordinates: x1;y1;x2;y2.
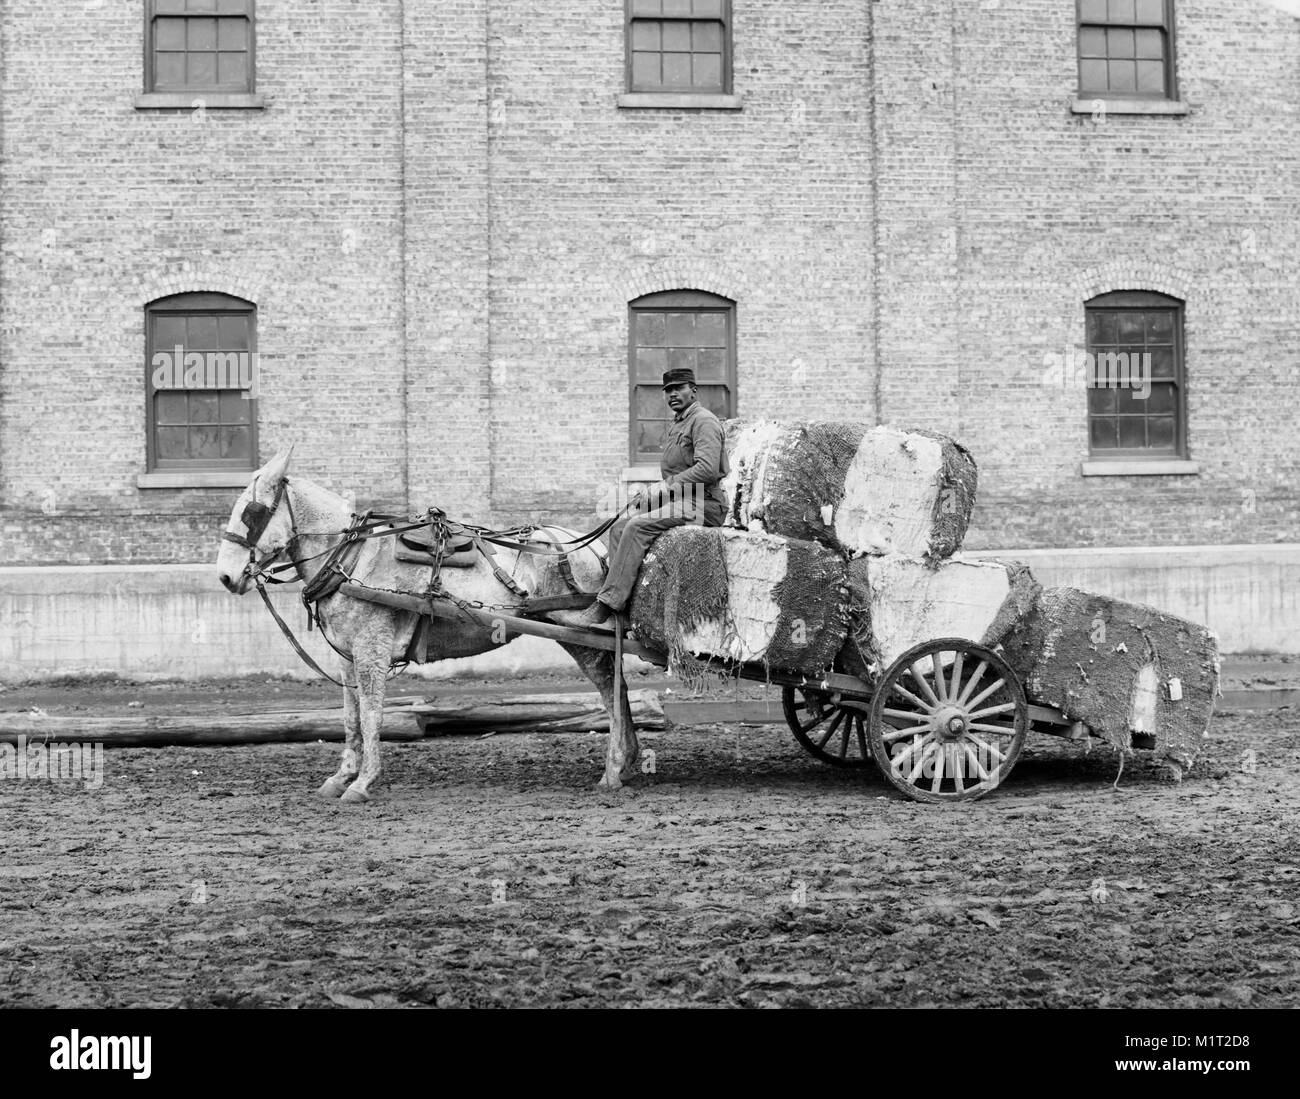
226;477;630;687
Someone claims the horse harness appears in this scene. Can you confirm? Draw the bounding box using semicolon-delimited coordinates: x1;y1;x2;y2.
227;477;614;684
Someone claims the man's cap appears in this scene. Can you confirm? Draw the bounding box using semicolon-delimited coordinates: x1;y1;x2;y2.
662;368;697;389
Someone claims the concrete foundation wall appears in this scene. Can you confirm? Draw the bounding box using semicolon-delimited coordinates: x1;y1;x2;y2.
3;545;1295;683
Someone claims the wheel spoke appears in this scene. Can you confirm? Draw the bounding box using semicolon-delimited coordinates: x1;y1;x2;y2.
839;715;852;759
948;651;965;704
966;734;1008;764
907;739;937;783
855;716;869;760
816;709;846;750
881;723;932;743
951;746;965;793
882;706;927;722
888;684;933;713
931;654;949;701
891;735;927;773
955;659;989;706
908;664;941;708
969;721;1017;737
966;701;1016;721
965;677;1007;712
962;740;993;782
930;741;946;792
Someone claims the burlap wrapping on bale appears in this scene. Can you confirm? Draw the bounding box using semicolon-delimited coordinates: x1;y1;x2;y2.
1001;587;1220;773
851;554;1042;670
628;526;850;685
722;419;978;562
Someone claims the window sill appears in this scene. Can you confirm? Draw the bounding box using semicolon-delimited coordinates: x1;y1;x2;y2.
1071;97;1189;116
135;92;265;110
1080;459;1199;477
138;471;254;489
618;93;743;110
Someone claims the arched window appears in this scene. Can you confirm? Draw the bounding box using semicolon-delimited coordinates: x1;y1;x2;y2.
1084;289;1184;458
145;292;258;473
629;289;735;464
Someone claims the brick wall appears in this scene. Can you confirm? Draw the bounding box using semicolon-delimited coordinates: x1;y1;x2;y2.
1;0;1297;568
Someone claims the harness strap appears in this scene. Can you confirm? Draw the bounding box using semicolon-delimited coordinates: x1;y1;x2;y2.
256;579;357;689
470;531;530;598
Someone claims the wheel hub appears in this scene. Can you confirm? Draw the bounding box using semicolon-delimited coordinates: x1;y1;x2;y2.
932;705;968;741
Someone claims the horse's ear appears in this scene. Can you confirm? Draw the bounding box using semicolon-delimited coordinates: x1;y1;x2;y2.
260;444;294;486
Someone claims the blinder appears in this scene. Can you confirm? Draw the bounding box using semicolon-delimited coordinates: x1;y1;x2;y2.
222;477;289;552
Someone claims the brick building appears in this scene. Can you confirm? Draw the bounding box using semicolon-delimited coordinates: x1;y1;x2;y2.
2;0;1298;678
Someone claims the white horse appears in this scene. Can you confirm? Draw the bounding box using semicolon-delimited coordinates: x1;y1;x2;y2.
216;447;640;802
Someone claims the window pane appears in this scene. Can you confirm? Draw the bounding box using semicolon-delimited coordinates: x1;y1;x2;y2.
1149;347;1175;378
663;0;692;15
222;425;253;461
632;52;661;88
1135;60;1164;92
631;0;662;14
1118;417;1146;448
189;0;219;10
157;426;189;459
1134;0;1165;24
155;17;186;50
155;0;186;11
1115;386;1143;414
637;420;667;454
1078;27;1107;57
1079;59;1108;90
1108;0;1136;22
1148;417;1176;449
1108;59;1136;90
1088;386;1117;415
1088;312;1117;343
693;0;725;16
635;388;665;418
156;392;188;422
154;315;186;347
631;22;661;50
693;53;722;88
220;391;253;422
667;347;698;373
662;22;691;51
635;312;666;346
1134;28;1163;58
155;52;186;86
190;392;219;422
1079;0;1108;21
1146;312;1174;341
699;385;730;418
217;315;250;348
1117;313;1145;341
188;316;219;347
1090;418;1118;450
191;425;223;459
188;18;217;50
218;53;248;86
1108;28;1135;58
662;53;693;87
1145;383;1175;414
188;52;217;86
696;313;726;346
217;0;250;10
636;347;668;381
697;347;727;381
694;22;723;51
217;17;247;49
666;313;696;345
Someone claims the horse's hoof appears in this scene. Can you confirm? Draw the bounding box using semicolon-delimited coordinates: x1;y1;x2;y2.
339;787;371;804
598;773;624;791
317;779;347;799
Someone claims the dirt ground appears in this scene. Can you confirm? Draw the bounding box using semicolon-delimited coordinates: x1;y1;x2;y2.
2;667;1298;1010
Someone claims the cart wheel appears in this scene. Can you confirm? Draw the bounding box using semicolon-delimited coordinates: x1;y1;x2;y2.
782;684;873;768
868;638;1027;803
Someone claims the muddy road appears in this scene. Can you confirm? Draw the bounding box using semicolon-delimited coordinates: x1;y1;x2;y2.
1;683;1297;1009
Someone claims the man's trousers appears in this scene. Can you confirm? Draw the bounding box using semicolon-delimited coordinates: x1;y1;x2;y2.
596;487;725;613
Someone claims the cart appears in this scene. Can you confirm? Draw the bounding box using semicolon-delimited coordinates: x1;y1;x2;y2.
338;583;1094;804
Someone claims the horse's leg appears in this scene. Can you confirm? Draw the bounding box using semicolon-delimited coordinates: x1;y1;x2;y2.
559;641;639;789
340;631;393;804
317;656;362;798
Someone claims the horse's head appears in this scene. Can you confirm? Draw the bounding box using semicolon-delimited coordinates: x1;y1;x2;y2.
217;446;297;594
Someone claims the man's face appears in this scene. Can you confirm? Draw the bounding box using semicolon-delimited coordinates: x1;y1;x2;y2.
664;383;697;415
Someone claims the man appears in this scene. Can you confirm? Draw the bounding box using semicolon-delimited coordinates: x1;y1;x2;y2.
561;367;729;629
